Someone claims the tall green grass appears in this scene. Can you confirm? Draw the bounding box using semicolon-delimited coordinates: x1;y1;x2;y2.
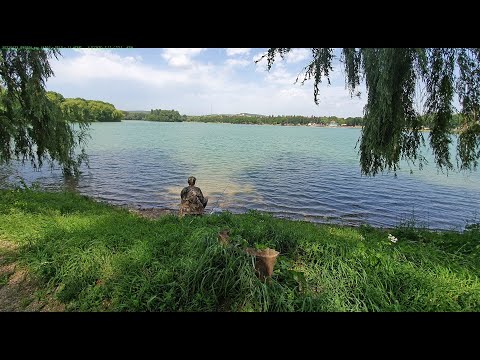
1;188;479;311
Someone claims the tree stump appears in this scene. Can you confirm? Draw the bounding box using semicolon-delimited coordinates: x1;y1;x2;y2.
245;247;280;281
218;230;230;245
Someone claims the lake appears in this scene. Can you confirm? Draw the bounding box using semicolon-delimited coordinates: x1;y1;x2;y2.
2;120;480;230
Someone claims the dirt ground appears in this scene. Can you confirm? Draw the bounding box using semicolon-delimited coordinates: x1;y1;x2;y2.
128;207;177;219
0;239;65;312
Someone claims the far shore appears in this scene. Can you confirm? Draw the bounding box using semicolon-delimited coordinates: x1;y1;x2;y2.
122;119;364;128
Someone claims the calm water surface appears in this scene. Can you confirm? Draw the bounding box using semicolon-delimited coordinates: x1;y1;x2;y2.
2;121;480;230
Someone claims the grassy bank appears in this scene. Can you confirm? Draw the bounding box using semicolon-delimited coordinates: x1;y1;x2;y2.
1;189;479;311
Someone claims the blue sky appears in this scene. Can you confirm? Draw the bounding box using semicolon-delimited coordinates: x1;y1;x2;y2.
46;48;368;117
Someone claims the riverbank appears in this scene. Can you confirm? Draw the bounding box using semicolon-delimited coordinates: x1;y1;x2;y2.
1;189;479;311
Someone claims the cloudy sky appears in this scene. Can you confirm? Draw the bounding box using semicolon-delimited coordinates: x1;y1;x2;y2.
46;48;368;117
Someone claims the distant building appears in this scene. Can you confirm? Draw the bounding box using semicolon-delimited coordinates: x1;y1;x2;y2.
328;121;338;127
237;113;266;117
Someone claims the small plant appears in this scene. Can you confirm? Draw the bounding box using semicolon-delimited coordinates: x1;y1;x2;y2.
228;234;248;249
254;242;268;250
274;257;306;292
359;223;376;237
0;273;10;287
10;177;41;192
465;223;480;233
388;234;398;243
393;225;426;243
463;212;479;232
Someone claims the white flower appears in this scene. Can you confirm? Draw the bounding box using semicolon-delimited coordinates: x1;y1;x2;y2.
388;234;398;243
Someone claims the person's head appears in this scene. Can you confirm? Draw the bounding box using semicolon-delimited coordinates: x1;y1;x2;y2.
188;176;196;186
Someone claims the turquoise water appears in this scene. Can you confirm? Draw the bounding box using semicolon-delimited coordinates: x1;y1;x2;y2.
3;121;480;230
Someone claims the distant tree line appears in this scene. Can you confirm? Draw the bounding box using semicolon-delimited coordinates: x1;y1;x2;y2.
185;114;463;128
123;111;149;120
419;113;463;129
146;109;186;122
185;114;365;126
123;109;186;122
47;92;124;122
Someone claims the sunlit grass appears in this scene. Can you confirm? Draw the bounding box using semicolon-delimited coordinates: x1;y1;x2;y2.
1;189;479;311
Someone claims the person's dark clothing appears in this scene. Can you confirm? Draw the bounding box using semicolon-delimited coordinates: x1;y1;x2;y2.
180;185;208;216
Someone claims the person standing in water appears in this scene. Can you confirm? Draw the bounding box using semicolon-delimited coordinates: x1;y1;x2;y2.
179;176;208;216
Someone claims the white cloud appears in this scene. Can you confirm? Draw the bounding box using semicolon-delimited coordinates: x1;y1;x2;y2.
71;48;142;63
285;48;310;63
225;58;251;67
264;62;296;85
226;48;251;56
50;49;220;88
161;48;206;68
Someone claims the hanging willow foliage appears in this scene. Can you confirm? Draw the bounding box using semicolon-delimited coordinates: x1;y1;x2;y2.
258;48;480;176
0;47;89;176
